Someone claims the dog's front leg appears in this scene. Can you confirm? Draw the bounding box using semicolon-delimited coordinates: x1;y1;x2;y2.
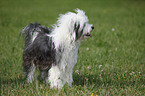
48;65;64;89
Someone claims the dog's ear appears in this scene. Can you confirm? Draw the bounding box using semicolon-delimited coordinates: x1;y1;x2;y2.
74;22;81;39
74;22;80;33
74;22;86;40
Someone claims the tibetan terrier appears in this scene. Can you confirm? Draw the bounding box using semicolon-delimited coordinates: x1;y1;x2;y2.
22;9;94;88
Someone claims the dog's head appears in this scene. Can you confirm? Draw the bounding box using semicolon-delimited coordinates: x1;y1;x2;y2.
73;9;94;40
55;9;94;42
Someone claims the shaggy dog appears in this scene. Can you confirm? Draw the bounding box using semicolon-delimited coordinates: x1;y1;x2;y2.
22;9;94;88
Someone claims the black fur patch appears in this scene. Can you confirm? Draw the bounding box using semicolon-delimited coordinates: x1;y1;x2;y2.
22;22;56;73
74;22;86;39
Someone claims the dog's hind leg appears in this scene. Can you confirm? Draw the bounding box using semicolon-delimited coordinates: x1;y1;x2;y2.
23;60;36;83
39;66;49;83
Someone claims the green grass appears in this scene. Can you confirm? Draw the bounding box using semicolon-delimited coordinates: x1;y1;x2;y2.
0;0;145;95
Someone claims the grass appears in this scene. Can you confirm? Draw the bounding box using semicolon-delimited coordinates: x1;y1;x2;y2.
0;0;145;95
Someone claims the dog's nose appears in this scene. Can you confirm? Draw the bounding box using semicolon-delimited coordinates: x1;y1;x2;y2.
91;26;94;30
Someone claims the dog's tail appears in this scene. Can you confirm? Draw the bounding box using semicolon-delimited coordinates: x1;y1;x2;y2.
21;22;51;47
21;22;41;43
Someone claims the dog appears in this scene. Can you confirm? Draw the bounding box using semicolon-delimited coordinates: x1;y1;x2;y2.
22;9;94;88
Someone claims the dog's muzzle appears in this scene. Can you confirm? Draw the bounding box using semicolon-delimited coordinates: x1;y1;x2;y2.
84;25;94;38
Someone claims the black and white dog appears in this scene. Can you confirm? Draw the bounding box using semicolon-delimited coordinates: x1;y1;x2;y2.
22;9;94;88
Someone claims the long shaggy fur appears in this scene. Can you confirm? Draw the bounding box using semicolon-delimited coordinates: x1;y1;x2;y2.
22;9;94;88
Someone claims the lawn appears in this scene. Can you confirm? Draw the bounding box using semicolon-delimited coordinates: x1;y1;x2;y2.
0;0;145;95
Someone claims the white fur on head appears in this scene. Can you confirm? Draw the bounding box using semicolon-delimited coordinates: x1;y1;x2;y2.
75;8;85;15
49;8;92;49
75;8;88;22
